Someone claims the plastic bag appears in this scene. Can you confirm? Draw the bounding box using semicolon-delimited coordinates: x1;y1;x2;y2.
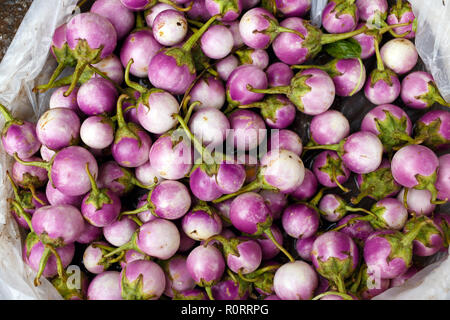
0;0;448;300
0;0;78;300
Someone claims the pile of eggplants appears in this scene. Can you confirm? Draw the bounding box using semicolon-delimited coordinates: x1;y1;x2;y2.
1;0;448;300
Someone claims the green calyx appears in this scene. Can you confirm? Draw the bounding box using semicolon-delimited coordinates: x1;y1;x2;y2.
39;231;65;248
378;231;412;266
239;95;290;124
369;204;392;229
251;271;274;295
114;167;135;195
414;172;443;204
285;73;314;113
63;39;105;97
257;14;306;46
352;167;400;204
291;60;341;78
164;47;196;75
121;271;155;300
51;272;86;300
192;201;217;217
330;0;358;19
52;43;77;68
404;216;444;249
416;81;450;108
101;232;141;261
25;232;40;259
114;94;141;145
211;0;240;17
235;48;257;65
374;110;415;152
163;14;220;75
0;103;23;133
390;0;413;19
314;256;354;293
204;235;241;258
369;68;397;87
84;163;112;211
261;0;277;15
319;153;350;193
302;22;324;60
415;118;449;150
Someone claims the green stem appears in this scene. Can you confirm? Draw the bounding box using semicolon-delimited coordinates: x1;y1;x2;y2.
131;176;156;190
388;29;412;38
108;250;126;264
124;59;147;94
379;22;413;35
310;188;326;207
312;291;354;300
205;286;214;300
250;264;280;277
92;244;116;252
332;165;350;193
246;84;290;95
226;269;238;283
29;185;46;206
238;102;264;109
374;38;384;71
402;188;409;209
46;245;67;282
87;64;126;94
160;0;194;12
351;188;372;205
320;25;368;45
348;58;364;96
85;163;99;195
303;143;340;152
182;15;220;52
0;103;14;122
34;246;52;286
276;26;305;39
187;19;204;28
183;100;200;124
212;178;263;203
332;215;373;232
174;114;215;164
102;240;135;259
11;200;34;232
37;62;65;93
264;228;294;262
6;171;20;202
64;60;88;97
434;93;450;108
76;0;89;7
135;11;145;29
334;275;347;294
345;206;377;219
396;0;403;11
291;64;329;70
13;153;50;170
350;264;364;293
116;94;130;129
120;205;149;216
129;215;144;226
238;270;258;283
401;220;428;247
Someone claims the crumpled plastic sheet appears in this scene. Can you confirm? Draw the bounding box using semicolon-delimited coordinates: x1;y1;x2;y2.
0;0;78;300
0;0;448;300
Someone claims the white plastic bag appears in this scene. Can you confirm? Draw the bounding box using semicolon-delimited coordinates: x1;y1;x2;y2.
0;0;448;300
0;0;78;300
